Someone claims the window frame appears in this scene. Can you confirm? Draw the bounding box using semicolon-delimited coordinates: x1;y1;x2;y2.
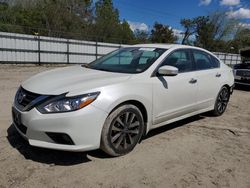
152;48;195;77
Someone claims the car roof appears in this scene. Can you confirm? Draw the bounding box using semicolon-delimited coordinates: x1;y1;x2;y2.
132;43;206;51
131;43;221;61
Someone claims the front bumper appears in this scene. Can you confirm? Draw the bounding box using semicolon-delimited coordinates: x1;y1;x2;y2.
234;78;250;86
12;104;108;152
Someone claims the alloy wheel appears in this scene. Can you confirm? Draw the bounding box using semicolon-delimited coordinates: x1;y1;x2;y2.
110;111;142;151
217;88;229;114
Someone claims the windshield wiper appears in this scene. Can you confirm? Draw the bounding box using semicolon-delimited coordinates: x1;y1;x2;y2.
94;68;114;72
81;63;90;68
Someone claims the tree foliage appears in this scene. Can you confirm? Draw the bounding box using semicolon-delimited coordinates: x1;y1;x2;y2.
0;0;248;52
0;0;134;43
230;28;250;53
134;29;150;43
151;22;177;43
180;11;241;52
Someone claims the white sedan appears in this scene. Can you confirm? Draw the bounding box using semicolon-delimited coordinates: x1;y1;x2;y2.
12;44;234;156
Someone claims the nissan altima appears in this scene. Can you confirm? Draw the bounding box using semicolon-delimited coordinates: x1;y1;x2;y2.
12;44;234;156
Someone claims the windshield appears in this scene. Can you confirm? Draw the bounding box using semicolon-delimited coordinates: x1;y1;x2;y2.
86;47;166;73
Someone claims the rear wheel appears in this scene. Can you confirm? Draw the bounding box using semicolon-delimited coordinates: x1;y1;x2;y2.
101;104;144;156
212;86;230;116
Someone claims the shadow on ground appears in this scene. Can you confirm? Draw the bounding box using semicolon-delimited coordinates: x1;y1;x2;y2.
7;124;111;166
144;115;204;140
7;115;205;166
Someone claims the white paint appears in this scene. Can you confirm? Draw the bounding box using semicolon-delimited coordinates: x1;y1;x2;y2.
13;44;234;153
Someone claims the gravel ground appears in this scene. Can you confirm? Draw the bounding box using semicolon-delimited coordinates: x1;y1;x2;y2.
0;64;249;188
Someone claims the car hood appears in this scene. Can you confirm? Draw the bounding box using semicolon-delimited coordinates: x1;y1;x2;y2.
22;65;131;95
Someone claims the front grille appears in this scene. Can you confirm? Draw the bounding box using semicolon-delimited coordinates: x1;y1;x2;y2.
236;69;250;77
15;87;41;111
15;122;27;134
235;78;250;84
12;107;27;134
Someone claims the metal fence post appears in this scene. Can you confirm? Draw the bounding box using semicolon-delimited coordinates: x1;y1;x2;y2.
67;39;69;64
224;53;227;65
37;35;41;65
95;38;98;60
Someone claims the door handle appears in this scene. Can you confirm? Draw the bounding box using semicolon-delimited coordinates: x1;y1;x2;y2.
216;73;221;77
189;78;197;84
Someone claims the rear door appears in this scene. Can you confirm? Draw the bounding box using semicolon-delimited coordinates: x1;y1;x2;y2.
191;49;222;110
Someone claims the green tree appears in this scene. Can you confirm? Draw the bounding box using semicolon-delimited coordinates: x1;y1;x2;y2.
118;20;135;44
150;22;177;43
230;28;250;53
134;29;149;43
195;18;214;50
181;12;238;52
180;16;209;45
180;18;195;45
94;0;121;42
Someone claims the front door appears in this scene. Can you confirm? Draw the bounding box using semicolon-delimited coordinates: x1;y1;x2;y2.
152;49;197;126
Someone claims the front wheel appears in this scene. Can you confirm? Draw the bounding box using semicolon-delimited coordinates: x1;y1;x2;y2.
211;86;230;116
101;104;144;156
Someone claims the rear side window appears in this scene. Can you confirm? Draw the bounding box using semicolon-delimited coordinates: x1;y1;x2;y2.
210;56;220;68
161;50;193;73
193;50;219;70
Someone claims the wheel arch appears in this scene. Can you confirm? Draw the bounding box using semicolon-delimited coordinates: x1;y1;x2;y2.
106;99;150;137
222;84;231;94
109;100;148;124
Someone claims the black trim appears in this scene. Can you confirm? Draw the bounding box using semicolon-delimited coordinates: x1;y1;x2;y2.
46;132;75;145
15;87;52;112
191;49;221;71
12;107;27;134
230;84;234;94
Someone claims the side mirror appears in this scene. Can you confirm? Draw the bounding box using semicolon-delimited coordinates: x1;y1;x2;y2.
158;65;178;76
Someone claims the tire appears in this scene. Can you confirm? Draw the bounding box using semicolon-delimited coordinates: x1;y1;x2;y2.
100;104;144;156
211;86;230;116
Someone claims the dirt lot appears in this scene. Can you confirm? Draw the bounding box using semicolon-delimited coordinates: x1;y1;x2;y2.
0;64;249;188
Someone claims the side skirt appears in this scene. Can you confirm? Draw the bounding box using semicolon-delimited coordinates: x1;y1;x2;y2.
147;106;214;133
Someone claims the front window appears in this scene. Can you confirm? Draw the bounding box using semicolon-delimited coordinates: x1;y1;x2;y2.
86;47;166;73
161;49;194;73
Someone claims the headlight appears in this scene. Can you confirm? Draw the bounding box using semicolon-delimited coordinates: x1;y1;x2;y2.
37;92;100;113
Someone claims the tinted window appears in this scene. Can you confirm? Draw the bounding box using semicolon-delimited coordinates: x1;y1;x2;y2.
161;50;193;73
102;51;133;65
210;56;220;68
139;51;159;64
193;50;219;70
